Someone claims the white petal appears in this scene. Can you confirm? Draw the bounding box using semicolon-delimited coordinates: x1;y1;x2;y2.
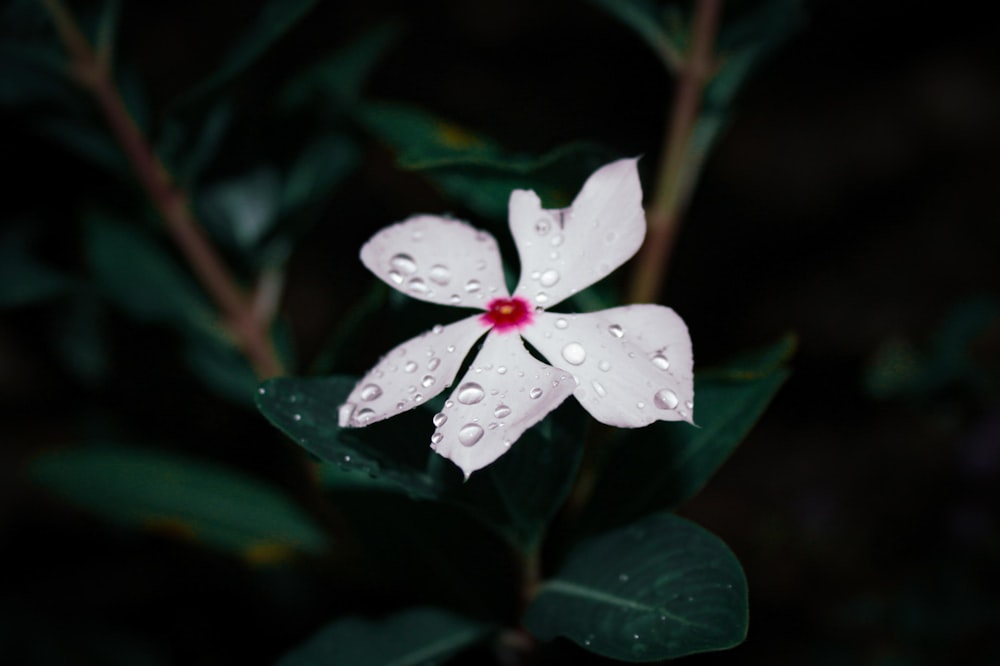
339;315;487;428
361;215;510;308
521;306;694;428
430;331;576;478
510;158;645;308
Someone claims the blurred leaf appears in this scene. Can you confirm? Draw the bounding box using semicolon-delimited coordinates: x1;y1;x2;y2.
580;337;791;535
178;0;319;104
36;115;128;176
159;102;233;186
200;167;283;249
49;292;109;385
588;0;683;71
184;335;259;405
30;445;330;560
280;131;360;214
525;513;747;661
0;226;72;307
93;0;120;63
279;22;401;110
277;607;491;666
0;42;78;107
359;102;615;219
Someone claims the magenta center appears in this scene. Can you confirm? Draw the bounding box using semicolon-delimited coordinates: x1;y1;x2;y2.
480;296;533;332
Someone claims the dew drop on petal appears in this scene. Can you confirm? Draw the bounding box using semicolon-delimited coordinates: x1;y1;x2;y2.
530;271;541;281
360;384;382;401
685;401;694;410
428;264;451;285
654;388;679;410
389;253;417;275
427;357;441;371
355;408;375;424
388;270;403;285
651;353;670;371
430;432;443;446
432;412;447;427
536;291;549;304
458;423;484;447
636;401;645;409
529;387;543;399
539;269;560;287
446;345;456;353
592;380;607;397
535;218;551;235
554;318;568;330
421;375;435;388
561;342;587;365
608;324;624;338
457;382;485;405
464;279;481;293
407;277;428;293
494;404;511;419
404;361;418;373
550;234;564;247
293;413;302;421
598;360;611;372
496;365;507;374
449;294;461;304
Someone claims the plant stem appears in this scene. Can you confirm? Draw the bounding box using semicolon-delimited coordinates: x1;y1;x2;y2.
39;0;284;379
627;0;722;305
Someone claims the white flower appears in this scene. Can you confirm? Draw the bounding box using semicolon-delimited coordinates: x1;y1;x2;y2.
338;158;693;478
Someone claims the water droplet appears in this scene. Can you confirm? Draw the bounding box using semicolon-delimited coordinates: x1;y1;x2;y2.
652;353;670;371
421;375;435;388
549;251;560;260
474;259;487;271
360;384;382;401
550;234;564;247
598;360;611;372
258;387;266;395
412;230;424;241
685;401;694;410
654;388;679;410
390;253;417;275
293;413;302;421
464;279;481;293
561;342;587;365
539;269;560;287
404;361;417;373
636;401;645;409
407;277;428;293
496;365;507;374
446;345;456;353
458;423;484;447
355;408;375;424
449;294;461;304
413;393;423;402
343;454;351;463
608;324;624;338
433;412;447;427
445;400;454;408
618;573;629;582
592;381;607;397
388;270;403;285
428;264;451;285
534;218;551;235
536;291;549;304
457;382;485;404
554;318;568;330
530;271;541;281
431;432;443;445
427;358;441;372
494;404;511;419
529;387;543;399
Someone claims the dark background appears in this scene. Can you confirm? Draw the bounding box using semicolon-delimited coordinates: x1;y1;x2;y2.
2;0;998;663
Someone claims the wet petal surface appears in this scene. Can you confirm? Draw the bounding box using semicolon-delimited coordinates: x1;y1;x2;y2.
338;316;487;427
521;306;694;428
361;215;509;308
430;331;576;478
510;158;645;308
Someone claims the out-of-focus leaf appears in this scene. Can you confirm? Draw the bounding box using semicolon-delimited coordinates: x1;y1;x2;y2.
159;102;233;186
49;293;109;385
525;513;747;661
29;445;330;561
589;0;683;71
178;0;319;104
281;132;360;214
0;227;72;307
279;22;400;110
184;335;259;405
579;336;792;535
277;607;491;666
93;0;120;62
0;42;78;107
36;116;128;175
200;167;282;249
359;102;615;219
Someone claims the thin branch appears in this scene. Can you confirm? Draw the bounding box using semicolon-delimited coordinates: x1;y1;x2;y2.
627;0;722;305
39;0;284;379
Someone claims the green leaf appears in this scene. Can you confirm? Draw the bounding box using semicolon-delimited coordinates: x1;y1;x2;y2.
49;293;109;385
580;337;791;534
524;513;747;661
36;115;129;176
178;0;319;104
280;132;361;214
200;167;283;249
29;445;330;561
278;607;491;666
589;0;683;71
0;42;78;107
0;227;72;307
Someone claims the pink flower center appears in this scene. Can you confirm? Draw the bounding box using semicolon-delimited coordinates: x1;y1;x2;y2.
480;296;533;332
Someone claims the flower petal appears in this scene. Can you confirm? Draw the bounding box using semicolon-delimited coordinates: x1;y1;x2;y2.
338;315;487;428
510;158;645;308
521;306;694;428
430;331;576;478
361;215;510;308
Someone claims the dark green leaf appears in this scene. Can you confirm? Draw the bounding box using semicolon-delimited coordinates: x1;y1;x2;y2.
36;116;128;176
280;132;360;214
200;167;283;249
525;513;747;661
0;42;78;107
49;293;109;385
29;445;330;561
588;0;683;71
278;607;491;666
0;227;72;307
178;0;318;104
160;102;234;186
184;335;259;405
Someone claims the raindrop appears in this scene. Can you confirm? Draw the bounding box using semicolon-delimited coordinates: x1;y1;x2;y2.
414;393;423;403
598;360;611;372
390;253;417;275
432;324;443;334
530;271;541;281
636;401;645;409
464;279;481;293
654;388;679;410
550;234;564;247
449;294;461;304
428;264;451;285
293;413;302;421
457;382;485;404
433;412;447;427
445;400;454;408
529;387;543;399
608;324;624;338
651;353;670;371
446;345;456;353
488;422;499;430
561;342;587;365
540;269;560;287
421;375;435;388
404;361;418;373
536;291;549;304
535;218;551;235
555;318;568;329
431;432;443;445
407;277;428;293
592;381;607;397
360;384;382;401
388;270;403;285
494;404;511;419
685;401;694;410
355;408;375;424
496;366;507;374
428;357;441;371
458;424;484;447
